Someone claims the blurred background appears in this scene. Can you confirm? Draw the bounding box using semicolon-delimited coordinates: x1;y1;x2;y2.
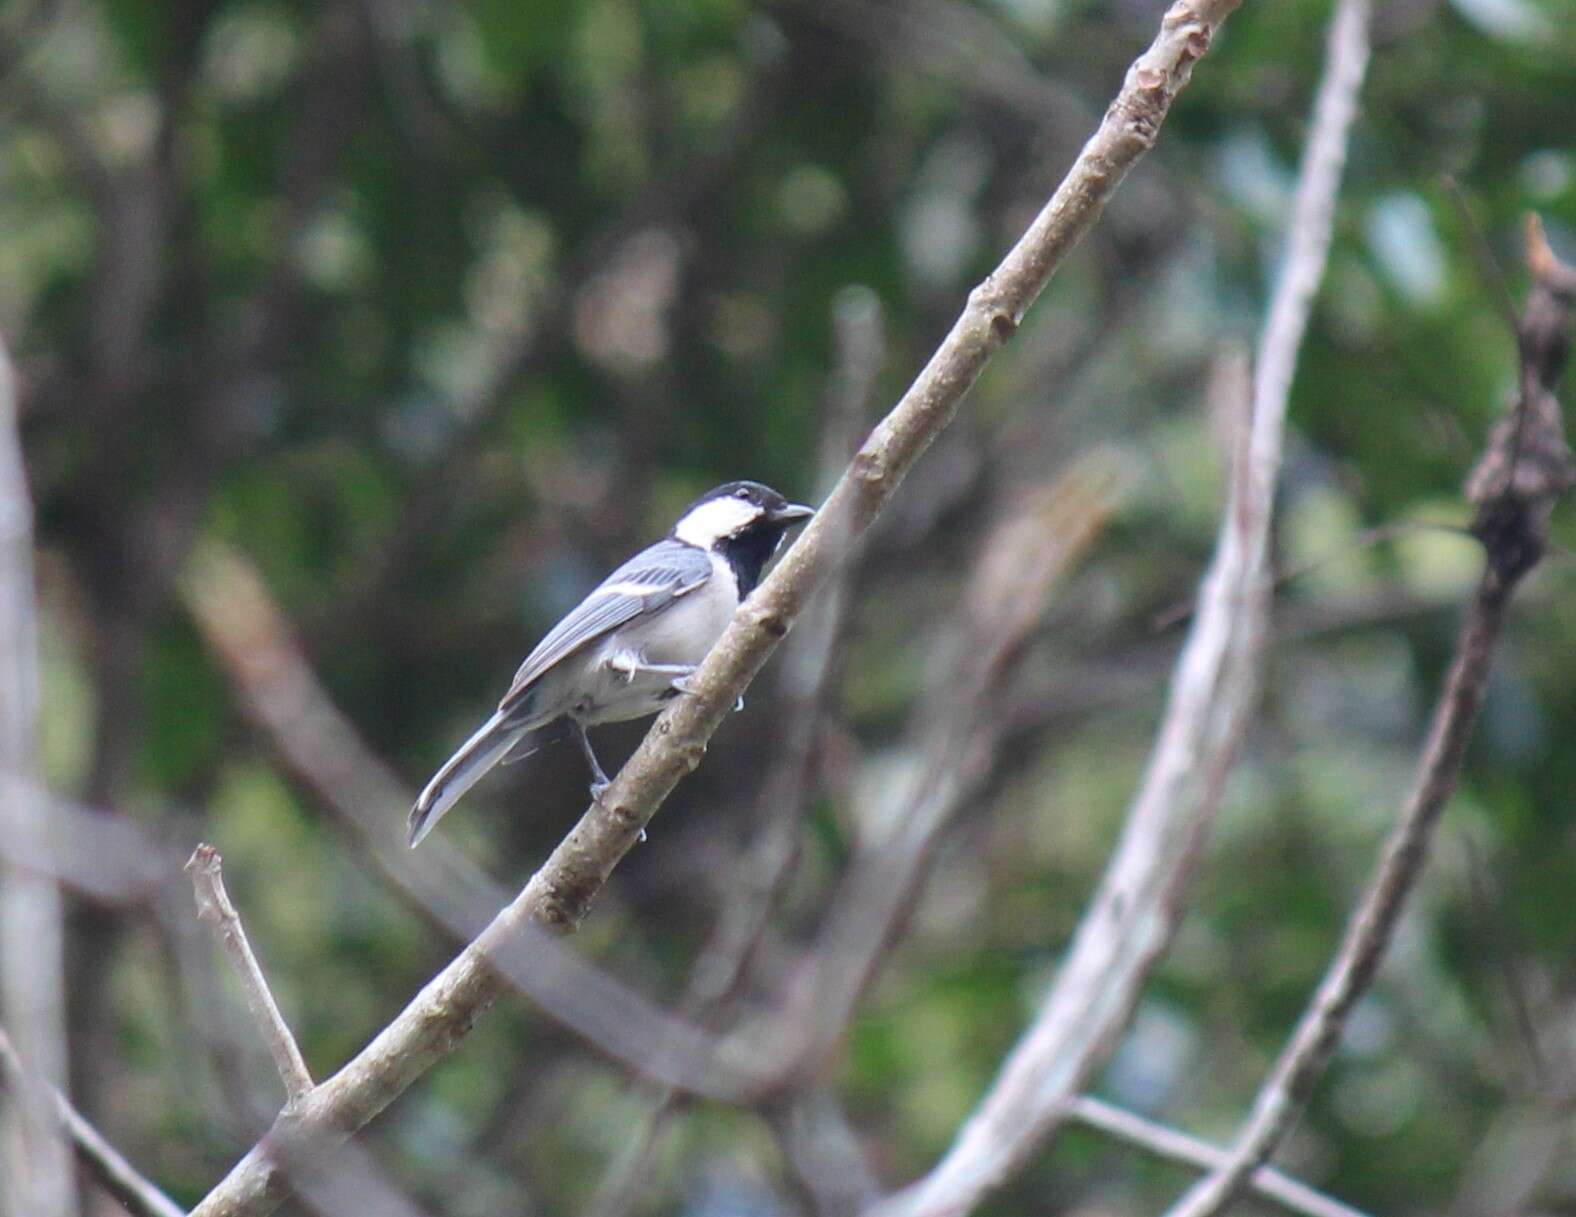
3;0;1576;1212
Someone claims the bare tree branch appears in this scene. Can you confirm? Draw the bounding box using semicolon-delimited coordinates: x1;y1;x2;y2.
0;332;78;1217
188;356;1113;1199
879;0;1371;1210
1067;1097;1368;1217
179;847;448;1217
0;1024;185;1217
1160;214;1574;1217
186;5;1238;1211
185;845;316;1106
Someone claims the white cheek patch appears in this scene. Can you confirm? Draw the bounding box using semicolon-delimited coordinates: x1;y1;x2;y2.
674;497;762;547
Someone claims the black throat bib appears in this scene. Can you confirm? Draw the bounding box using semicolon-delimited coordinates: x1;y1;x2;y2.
717;524;790;598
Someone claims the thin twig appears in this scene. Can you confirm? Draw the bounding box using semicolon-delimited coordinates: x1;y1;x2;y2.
0;1024;186;1217
1067;1097;1368;1217
177;844;444;1217
185;845;316;1106
1160;215;1575;1217
881;1;1371;1211
187;6;1238;1212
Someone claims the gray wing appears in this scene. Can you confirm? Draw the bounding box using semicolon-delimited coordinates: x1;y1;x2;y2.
498;539;712;717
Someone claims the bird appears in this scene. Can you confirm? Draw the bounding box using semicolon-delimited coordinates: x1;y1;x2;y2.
407;480;815;847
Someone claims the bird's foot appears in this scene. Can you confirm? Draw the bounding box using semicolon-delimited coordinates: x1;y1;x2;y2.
572;719;614;802
608;652;697;688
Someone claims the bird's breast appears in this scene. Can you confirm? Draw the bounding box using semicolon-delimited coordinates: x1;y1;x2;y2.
632;568;737;663
577;561;739;725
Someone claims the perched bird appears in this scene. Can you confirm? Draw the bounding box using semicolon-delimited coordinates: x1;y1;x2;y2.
408;481;815;847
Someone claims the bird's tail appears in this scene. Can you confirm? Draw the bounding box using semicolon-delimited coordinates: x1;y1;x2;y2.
408;709;526;848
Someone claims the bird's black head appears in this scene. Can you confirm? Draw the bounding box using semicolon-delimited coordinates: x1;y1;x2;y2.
672;480;815;596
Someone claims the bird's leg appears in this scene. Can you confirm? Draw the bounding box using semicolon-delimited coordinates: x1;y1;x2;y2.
604;651;698;692
601;652;737;708
570;719;612;800
571;719;646;841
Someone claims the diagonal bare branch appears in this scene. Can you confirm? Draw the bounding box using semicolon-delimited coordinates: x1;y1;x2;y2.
185;845;316;1106
186;5;1239;1212
1067;1097;1368;1217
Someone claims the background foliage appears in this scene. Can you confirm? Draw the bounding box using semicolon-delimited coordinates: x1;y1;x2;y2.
4;0;1576;1212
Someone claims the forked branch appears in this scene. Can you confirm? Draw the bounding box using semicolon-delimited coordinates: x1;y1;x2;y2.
1161;218;1576;1217
186;845;315;1106
188;3;1239;1212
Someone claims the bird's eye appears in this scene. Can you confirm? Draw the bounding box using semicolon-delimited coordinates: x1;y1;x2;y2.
734;488;749;499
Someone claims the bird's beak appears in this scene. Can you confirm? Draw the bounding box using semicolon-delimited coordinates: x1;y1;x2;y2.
772;503;815;525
